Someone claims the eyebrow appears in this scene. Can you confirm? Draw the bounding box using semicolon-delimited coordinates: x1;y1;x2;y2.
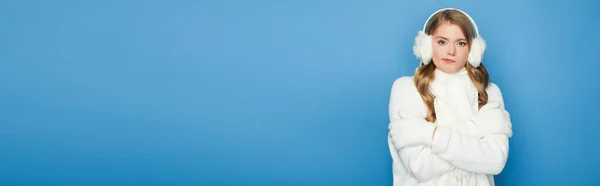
435;36;467;41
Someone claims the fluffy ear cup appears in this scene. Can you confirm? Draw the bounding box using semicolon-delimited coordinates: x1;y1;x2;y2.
467;36;486;67
413;31;433;66
413;8;486;67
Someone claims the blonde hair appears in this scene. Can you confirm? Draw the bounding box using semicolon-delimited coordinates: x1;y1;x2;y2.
414;9;490;123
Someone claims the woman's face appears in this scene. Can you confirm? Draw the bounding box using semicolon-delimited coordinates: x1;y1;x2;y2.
431;22;470;74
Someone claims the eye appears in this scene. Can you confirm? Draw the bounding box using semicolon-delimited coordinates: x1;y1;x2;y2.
458;42;467;47
437;40;446;45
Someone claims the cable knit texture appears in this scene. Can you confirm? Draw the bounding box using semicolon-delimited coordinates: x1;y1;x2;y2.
388;67;513;186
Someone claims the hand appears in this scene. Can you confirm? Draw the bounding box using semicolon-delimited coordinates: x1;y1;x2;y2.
389;119;436;150
471;102;513;137
436;97;490;137
433;98;457;127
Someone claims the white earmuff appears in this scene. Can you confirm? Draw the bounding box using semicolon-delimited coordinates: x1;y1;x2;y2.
413;8;486;67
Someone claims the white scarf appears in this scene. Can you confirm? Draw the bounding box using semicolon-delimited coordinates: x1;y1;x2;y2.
430;67;479;186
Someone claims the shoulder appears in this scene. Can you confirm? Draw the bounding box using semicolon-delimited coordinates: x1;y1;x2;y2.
389;76;424;108
486;82;503;98
389;76;425;119
391;76;416;92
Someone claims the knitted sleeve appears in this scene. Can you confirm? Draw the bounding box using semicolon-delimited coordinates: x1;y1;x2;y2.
430;83;512;175
388;76;454;182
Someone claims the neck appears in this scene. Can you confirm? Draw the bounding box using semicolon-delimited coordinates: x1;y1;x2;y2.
434;67;468;81
429;66;478;113
429;67;471;98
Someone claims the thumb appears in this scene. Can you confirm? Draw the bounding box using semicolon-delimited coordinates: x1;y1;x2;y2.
388;120;400;130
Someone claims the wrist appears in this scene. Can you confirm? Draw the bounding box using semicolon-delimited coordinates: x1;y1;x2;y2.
431;127;452;154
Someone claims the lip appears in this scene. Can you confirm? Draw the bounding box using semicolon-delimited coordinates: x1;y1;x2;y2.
442;58;456;64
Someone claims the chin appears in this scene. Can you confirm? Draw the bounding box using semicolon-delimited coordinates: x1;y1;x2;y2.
433;58;467;73
437;64;462;74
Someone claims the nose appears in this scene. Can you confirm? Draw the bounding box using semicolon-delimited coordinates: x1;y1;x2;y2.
447;44;456;56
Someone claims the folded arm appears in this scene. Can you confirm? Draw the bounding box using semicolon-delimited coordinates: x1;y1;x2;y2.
388;77;454;182
390;78;513;175
430;83;512;175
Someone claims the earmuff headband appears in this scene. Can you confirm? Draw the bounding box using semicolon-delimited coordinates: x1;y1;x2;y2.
413;8;487;67
422;8;480;37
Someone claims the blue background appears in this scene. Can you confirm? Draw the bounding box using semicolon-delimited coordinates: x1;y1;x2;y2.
1;0;598;185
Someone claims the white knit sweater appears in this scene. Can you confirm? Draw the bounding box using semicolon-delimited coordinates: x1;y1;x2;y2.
387;68;513;186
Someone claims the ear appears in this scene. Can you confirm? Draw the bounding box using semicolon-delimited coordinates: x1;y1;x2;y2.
413;31;433;65
468;36;486;67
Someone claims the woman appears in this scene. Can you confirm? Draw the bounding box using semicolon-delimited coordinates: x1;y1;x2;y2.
387;8;513;186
